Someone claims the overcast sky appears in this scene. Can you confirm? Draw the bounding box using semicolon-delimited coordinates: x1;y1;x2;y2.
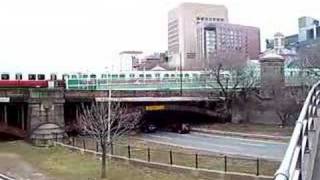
0;0;319;72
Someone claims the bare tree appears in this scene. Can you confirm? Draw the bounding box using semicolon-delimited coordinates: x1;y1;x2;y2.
78;102;142;179
206;50;259;120
298;44;320;69
273;89;302;126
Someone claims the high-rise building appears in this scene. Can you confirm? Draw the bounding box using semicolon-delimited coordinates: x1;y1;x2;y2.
168;3;228;70
298;16;320;42
197;22;260;67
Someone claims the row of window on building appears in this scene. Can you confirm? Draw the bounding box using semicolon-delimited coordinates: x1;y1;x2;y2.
196;17;224;22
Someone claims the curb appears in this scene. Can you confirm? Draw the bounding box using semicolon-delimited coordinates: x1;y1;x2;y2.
191;127;291;142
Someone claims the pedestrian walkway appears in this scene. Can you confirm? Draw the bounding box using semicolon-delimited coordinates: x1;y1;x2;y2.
312;134;320;180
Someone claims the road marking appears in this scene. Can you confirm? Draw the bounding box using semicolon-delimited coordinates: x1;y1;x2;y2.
238;142;266;147
191;132;288;145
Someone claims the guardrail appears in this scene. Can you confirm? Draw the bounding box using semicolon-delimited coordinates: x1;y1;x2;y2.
0;173;15;180
274;81;320;180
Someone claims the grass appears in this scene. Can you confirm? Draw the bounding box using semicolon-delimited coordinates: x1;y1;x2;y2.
0;141;216;180
71;137;279;176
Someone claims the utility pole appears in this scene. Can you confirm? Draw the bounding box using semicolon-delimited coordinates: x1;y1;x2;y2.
179;53;183;96
107;72;111;145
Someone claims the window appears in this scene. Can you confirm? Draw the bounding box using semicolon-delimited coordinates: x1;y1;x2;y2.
37;74;45;80
184;74;190;78
101;74;107;78
155;73;160;78
146;74;152;78
1;74;9;80
119;74;126;78
90;74;96;79
171;74;175;77
15;73;22;80
111;74;118;78
82;74;88;78
50;74;57;80
28;74;36;80
71;75;77;79
129;74;135;78
62;74;69;80
164;74;169;78
139;74;144;78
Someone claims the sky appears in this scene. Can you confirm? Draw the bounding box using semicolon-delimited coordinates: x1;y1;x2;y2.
0;0;319;73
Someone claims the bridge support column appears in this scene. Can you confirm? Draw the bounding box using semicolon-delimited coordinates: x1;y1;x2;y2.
27;89;65;145
4;104;7;126
21;105;25;131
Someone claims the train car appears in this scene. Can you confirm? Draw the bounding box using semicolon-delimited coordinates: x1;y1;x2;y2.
0;72;66;88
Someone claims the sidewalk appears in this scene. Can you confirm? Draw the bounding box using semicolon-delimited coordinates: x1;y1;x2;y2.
191;127;291;142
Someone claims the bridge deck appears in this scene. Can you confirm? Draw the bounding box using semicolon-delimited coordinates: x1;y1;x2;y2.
312;133;320;180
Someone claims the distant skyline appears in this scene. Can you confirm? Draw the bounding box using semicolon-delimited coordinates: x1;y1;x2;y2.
0;0;319;72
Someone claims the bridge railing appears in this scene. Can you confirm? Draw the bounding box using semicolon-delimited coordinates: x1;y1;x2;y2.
274;81;320;180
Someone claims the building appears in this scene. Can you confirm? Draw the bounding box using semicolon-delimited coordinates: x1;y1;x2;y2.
168;3;228;70
133;52;170;71
197;22;260;68
263;33;297;64
119;51;143;71
298;16;320;42
266;16;320;50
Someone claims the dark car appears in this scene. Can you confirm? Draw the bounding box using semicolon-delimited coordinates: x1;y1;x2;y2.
141;123;157;133
170;123;190;134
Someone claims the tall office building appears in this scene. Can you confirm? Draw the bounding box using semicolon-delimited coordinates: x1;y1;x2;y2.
197;22;260;67
168;3;228;70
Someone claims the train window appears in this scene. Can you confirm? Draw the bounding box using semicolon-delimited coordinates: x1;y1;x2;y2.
139;74;144;78
111;74;118;78
15;73;22;80
164;74;169;78
119;74;125;78
90;74;96;79
37;74;45;80
28;74;36;80
184;74;190;78
155;73;160;78
82;74;88;78
129;74;135;78
62;74;69;80
171;74;175;77
71;75;77;79
146;74;152;78
1;74;9;80
101;74;107;78
50;74;57;80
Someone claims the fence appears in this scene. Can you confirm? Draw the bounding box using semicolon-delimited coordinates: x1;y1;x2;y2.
54;135;279;177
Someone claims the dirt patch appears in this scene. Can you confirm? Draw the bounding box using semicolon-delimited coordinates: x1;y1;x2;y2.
0;152;52;180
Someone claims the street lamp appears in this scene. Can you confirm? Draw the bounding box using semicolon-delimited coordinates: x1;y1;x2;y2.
179;53;183;96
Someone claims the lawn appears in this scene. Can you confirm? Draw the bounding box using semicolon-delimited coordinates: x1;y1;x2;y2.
0;141;214;180
70;137;279;176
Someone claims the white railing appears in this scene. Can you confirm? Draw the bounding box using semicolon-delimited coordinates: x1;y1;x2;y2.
274;81;320;180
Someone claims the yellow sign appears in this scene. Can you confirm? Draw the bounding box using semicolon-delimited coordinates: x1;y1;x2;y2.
145;105;165;111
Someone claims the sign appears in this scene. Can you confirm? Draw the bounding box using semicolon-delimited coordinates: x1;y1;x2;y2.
0;97;10;103
145;105;165;111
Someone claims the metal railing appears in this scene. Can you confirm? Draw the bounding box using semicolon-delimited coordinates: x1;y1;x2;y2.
274;81;320;180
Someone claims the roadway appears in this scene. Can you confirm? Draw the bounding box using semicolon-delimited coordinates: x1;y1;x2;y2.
140;131;288;160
